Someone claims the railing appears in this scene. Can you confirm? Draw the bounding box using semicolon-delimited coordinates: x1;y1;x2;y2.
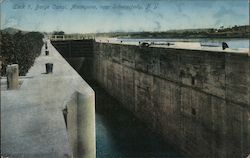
50;35;95;41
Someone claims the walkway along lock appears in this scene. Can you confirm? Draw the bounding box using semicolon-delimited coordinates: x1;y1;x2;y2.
45;63;53;74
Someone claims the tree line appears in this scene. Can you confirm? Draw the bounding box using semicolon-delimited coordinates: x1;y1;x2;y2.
0;31;44;76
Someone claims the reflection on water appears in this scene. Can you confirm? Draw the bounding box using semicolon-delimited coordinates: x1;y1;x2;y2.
92;83;183;158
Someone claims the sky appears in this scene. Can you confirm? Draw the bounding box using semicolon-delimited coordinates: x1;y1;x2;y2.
0;0;249;33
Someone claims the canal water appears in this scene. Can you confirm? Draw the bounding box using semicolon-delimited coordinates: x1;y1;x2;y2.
117;38;249;49
90;82;183;158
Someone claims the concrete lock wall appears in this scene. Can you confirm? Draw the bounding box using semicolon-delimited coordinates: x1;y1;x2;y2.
51;40;94;82
93;43;250;158
65;91;96;158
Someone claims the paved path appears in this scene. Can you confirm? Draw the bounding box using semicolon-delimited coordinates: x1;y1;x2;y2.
1;40;94;158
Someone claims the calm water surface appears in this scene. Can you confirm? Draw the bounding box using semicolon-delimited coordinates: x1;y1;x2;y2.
118;38;249;49
91;83;183;158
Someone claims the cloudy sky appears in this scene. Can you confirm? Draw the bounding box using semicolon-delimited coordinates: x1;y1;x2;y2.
0;0;249;33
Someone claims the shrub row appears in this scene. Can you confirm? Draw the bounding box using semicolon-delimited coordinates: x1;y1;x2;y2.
0;31;44;76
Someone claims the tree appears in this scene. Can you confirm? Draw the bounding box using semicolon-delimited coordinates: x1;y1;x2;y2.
53;31;65;35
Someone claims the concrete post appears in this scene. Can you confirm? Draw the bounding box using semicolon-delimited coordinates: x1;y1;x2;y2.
6;64;19;90
77;92;96;158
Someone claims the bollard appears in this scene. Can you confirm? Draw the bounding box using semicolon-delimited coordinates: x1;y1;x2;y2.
222;42;229;50
45;63;53;74
44;42;47;49
6;64;19;90
45;50;49;56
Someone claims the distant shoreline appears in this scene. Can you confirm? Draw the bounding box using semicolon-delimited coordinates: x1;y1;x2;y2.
94;25;250;39
117;37;250;39
2;25;249;39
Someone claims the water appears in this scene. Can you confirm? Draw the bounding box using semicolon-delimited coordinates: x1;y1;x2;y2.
117;38;249;49
91;83;183;158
